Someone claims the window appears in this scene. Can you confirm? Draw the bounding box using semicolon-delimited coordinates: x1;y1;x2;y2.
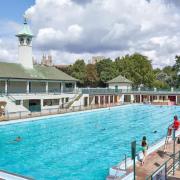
15;100;21;105
65;98;69;103
19;38;24;45
26;38;31;45
43;99;59;106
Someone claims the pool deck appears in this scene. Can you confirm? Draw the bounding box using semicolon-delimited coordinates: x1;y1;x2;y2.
107;136;180;180
128;140;180;180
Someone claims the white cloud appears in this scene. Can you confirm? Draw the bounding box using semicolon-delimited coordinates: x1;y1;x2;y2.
1;0;180;67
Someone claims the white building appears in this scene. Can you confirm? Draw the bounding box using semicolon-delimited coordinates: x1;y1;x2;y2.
0;18;79;114
107;75;132;90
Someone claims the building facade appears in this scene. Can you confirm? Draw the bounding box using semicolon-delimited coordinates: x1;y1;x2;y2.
107;75;132;90
0;18;79;114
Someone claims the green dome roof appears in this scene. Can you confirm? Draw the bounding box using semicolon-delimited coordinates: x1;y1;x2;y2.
16;20;34;37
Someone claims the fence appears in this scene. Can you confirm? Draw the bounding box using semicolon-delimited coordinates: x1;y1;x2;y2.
146;150;180;180
0;103;121;122
81;88;180;95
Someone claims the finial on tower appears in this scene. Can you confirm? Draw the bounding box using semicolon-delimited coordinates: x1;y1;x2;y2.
23;14;28;24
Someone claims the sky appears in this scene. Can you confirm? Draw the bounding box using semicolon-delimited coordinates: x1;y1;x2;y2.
0;0;180;68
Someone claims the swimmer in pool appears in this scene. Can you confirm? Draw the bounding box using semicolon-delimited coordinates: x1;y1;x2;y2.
14;136;22;142
153;130;157;133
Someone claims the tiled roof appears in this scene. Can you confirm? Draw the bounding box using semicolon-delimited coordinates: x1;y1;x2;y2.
0;62;77;82
107;75;132;84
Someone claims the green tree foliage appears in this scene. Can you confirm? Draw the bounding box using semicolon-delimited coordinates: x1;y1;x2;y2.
156;72;168;81
115;53;155;87
173;55;180;72
56;54;180;89
85;64;99;87
152;80;170;89
96;58;118;85
70;59;86;85
153;68;161;76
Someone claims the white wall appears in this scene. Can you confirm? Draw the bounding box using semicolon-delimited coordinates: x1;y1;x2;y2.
19;45;33;69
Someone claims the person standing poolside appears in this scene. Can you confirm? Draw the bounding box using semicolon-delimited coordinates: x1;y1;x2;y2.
141;136;148;165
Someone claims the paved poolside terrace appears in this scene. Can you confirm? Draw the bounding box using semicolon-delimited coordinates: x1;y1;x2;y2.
107;131;180;180
132;140;180;180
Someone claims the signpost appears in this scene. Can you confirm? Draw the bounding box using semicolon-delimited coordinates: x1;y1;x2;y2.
131;141;136;180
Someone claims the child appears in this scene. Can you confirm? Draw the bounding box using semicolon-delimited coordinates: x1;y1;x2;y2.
141;136;148;165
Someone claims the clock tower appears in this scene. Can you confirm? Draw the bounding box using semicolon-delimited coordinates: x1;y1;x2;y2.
16;16;34;69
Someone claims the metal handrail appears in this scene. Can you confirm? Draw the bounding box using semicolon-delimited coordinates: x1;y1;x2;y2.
7;94;16;102
146;150;180;180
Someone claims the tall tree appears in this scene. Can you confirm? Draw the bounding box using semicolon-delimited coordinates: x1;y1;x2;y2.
85;64;99;87
115;53;155;87
70;59;86;85
96;58;118;85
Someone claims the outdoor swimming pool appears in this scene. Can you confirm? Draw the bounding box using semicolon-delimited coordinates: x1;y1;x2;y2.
0;104;179;180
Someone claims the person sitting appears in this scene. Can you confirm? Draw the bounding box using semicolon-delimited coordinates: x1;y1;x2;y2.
173;115;180;131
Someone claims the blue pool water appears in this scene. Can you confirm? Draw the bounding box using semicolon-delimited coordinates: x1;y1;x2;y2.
0;104;179;180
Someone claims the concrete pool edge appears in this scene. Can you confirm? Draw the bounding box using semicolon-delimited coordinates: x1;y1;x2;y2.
0;104;176;126
107;129;180;180
0;104;135;126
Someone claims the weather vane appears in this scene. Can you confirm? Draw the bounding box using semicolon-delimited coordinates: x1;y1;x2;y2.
23;14;28;24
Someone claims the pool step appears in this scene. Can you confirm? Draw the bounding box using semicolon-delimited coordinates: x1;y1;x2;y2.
0;170;33;180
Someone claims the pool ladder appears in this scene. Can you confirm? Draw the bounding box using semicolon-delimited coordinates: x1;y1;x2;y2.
163;124;173;152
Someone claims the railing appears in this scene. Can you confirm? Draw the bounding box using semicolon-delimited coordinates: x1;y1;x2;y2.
146;150;180;180
1;88;180;96
81;88;123;94
0;103;122;121
0;89;79;95
7;94;16;102
81;88;180;95
65;94;83;108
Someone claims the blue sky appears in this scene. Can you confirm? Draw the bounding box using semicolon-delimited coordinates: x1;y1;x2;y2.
0;0;180;67
0;0;35;22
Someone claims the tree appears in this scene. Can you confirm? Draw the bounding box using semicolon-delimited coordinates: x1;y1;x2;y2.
115;53;155;88
153;68;161;76
156;72;168;82
85;64;99;87
152;80;170;89
173;55;180;72
70;60;86;85
96;58;117;86
171;56;180;88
